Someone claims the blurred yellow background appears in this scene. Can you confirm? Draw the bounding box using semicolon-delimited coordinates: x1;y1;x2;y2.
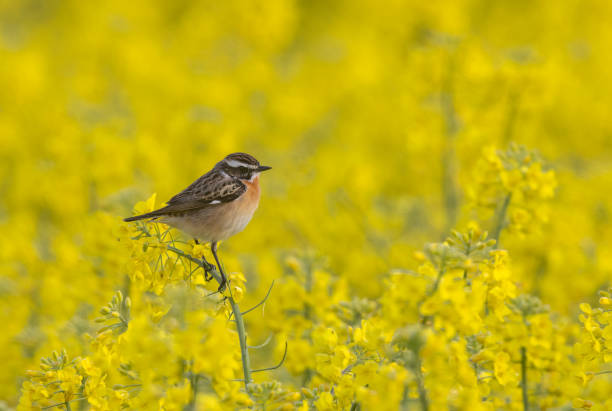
2;0;612;409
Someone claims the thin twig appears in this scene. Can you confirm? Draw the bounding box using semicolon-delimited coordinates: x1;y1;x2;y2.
521;346;528;411
208;254;253;392
187;373;199;411
414;356;429;411
242;281;275;316
493;193;512;248
251;341;288;373
248;334;273;350
228;296;251;388
133;223;253;396
112;384;142;389
41;397;87;410
166;245;220;284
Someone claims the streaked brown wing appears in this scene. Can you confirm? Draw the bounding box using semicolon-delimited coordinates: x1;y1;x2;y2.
159;172;246;215
167;169;217;204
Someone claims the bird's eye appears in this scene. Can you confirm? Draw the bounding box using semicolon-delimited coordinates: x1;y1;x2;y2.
235;166;250;178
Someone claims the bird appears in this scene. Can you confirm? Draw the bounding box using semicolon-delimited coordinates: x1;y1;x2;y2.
124;152;271;292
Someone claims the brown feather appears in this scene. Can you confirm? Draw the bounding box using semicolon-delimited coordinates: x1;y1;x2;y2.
123;169;246;222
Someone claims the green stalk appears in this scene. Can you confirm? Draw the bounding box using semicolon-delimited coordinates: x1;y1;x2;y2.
492;194;512;248
186;373;199;411
215;257;251;391
441;62;459;235
300;256;314;385
521;346;528;411
165;245;251;391
304;259;312;320
165;245;221;284
229;296;251;390
414;356;429;411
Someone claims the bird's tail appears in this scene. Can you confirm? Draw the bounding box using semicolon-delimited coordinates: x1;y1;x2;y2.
123;209;165;222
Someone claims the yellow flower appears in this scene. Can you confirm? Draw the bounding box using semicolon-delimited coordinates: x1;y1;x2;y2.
493;352;518;386
315;392;336;411
133;192;157;215
78;357;102;378
572;398;593;409
159;380;192;411
313;327;338;353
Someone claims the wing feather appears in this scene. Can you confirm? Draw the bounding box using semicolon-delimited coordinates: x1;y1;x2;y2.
160;171;246;215
124;170;246;222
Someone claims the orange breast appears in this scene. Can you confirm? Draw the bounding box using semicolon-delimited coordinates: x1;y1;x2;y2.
231;175;260;220
244;175;261;202
163;175;262;242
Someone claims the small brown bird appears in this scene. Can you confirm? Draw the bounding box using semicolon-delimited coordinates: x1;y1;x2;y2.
124;152;271;291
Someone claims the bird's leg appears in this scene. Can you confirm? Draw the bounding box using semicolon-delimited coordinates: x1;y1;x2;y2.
203;267;213;282
193;238;214;281
211;241;227;292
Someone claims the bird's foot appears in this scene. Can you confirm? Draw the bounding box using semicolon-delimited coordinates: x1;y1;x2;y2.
204;269;212;281
202;260;216;280
217;279;227;293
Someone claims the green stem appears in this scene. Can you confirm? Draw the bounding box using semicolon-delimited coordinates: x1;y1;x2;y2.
414;357;429;411
166;245;221;284
301;258;314;385
430;267;445;296
187;373;199;411
441;60;459;235
521;346;528;411
230;296;251;390
425;254;448;298
166;245;251;393
441;142;458;235
492;194;512;248
502;92;519;143
135;227;252;399
210;253;252;392
419;262;446;325
304;258;313;320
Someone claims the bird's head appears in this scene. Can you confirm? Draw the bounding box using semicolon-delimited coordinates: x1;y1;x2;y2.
216;152;272;181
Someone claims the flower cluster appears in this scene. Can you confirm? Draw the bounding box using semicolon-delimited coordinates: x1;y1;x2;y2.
9;140;612;411
3;1;612;409
15;140;612;410
468;143;557;241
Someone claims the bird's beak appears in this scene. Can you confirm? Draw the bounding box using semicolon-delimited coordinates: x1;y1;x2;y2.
257;165;272;172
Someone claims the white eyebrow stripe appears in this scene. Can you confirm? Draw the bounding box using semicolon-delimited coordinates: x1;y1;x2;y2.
248;172;260;182
209;200;221;204
225;159;257;168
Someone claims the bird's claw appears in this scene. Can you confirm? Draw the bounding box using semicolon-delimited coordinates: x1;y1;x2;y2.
200;259;215;280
